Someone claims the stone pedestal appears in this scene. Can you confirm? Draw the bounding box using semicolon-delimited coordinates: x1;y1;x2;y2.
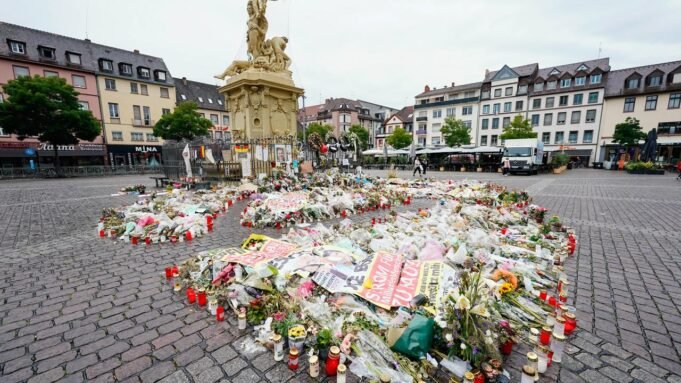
218;70;303;140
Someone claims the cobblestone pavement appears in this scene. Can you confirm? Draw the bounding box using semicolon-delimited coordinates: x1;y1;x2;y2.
0;170;680;383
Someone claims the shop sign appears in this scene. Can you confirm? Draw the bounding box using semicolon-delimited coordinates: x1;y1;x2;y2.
38;143;105;152
135;146;159;153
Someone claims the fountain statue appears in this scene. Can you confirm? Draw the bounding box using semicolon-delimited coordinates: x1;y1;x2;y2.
217;0;303;139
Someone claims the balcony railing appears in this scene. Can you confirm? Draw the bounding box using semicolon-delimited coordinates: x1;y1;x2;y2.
132;119;155;127
416;129;427;135
416;116;428;122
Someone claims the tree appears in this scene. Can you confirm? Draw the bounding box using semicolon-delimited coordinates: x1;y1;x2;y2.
441;118;471;147
0;75;100;175
386;127;413;149
303;122;333;141
613;117;646;147
348;125;370;150
499;115;537;140
153;102;212;141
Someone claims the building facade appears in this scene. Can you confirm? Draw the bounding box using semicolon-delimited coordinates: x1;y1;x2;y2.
297;97;387;138
414;82;481;148
95;46;174;167
377;106;413;149
600;60;681;164
478;64;536;148
358;100;399;149
174;77;230;142
527;59;610;163
0;22;106;167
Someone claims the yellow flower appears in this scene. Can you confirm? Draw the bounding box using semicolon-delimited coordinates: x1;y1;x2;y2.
499;282;514;295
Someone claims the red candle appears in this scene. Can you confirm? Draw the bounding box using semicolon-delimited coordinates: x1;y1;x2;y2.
216;306;225;321
207;223;213;232
131;236;138;245
547;351;553;366
371;218;376;226
185;231;193;241
501;227;508;235
325;346;340;376
187;287;196;304
276;222;282;230
145;237;151;245
172;265;179;277
228;200;233;207
539;290;547;301
341;210;347;218
165;267;172;279
540;326;552;345
548;295;558;307
564;313;577;335
197;289;207;306
206;215;213;225
99;230;105;237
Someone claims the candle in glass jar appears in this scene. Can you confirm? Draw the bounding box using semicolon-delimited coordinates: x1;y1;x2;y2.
288;348;299;371
272;334;284;361
546;312;557;327
325;346;341;376
172;265;179;277
529;328;539;344
564;313;577;335
539;290;547;301
551;332;566;363
337;364;347;383
238;312;247;330
463;371;476;383
173;282;182;293
560;280;570;295
554;316;566;337
521;366;535;383
216;306;224;321
208;299;218;315
534;344;550;373
186;287;196;304
540;326;552;345
165;267;172;279
197;288;207;306
379;373;391;383
527;352;539;381
308;355;319;377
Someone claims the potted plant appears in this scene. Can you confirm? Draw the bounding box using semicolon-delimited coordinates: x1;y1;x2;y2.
551;153;569;174
316;328;334;360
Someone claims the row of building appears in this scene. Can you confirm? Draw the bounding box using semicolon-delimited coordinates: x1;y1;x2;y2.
0;22;229;168
412;57;681;164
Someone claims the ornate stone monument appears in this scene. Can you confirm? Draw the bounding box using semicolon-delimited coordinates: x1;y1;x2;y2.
217;0;303;140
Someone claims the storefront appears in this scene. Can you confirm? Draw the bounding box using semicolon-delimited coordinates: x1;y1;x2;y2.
107;145;163;167
0;142;106;168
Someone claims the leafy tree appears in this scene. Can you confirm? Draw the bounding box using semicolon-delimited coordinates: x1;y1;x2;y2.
499;115;537;140
153;102;212;141
386;127;413;149
302;122;333;140
349;125;370;150
0;75;100;175
613;117;646;147
441;117;471;147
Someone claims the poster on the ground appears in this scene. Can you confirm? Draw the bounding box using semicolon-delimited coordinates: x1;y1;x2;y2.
357;252;403;309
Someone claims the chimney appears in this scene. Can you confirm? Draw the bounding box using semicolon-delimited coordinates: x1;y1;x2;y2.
84;38;91;43
485;69;489;76
451;82;456;87
182;77;187;85
134;49;140;54
424;85;430;93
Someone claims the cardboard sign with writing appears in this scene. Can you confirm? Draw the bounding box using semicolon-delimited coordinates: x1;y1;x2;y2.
358;252;403;309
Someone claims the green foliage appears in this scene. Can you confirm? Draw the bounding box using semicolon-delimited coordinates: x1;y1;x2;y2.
316;328;336;348
551;153;569;166
304;123;333;141
386;127;413;149
440;118;471;147
0;75;101;170
625;161;654;170
499;115;537;140
349;125;370;150
613;117;646;147
153;102;212;141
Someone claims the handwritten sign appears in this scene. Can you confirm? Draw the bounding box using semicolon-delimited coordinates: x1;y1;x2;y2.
358;252;403;309
220;239;298;267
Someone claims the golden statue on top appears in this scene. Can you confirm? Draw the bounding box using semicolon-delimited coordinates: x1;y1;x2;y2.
217;0;291;79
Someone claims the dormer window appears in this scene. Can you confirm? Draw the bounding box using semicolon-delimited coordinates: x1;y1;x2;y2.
208;98;213;104
138;67;151;79
626;77;640;89
198;97;204;103
560;78;572;88
8;40;25;54
181;94;187;100
154;70;167;82
217;99;223;105
38;46;55;60
647;74;663;87
590;73;602;84
577;64;588;71
119;63;133;76
99;59;114;72
66;51;82;65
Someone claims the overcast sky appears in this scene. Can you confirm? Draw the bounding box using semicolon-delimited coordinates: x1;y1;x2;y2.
3;0;681;109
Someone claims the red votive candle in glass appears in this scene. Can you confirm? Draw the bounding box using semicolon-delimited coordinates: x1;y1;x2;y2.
540;326;552;345
165;267;172;279
131;236;138;245
539;290;547;301
187;287;196;304
564;313;577;335
172;265;179;277
548;295;557;307
501;227;508;235
325;346;341;376
197;288;207;306
371;218;376;226
185;231;193;241
99;230;105;237
145;237;151;245
216;306;225;321
206;215;213;225
341;210;347;218
207;223;213;231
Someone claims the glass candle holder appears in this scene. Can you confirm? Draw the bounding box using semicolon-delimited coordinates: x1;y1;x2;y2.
540;326;552;345
534;345;549;374
521;365;536;383
272;334;284;361
238;312;247;330
308;355;319;378
197;288;207;306
564;313;577;335
325;346;341;376
551;332;566;363
527;352;539;381
554;316;566;337
337;364;347;383
529;328;539;344
288;348;299;371
463;371;475;383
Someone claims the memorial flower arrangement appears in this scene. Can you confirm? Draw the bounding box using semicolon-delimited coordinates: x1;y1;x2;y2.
166;179;577;382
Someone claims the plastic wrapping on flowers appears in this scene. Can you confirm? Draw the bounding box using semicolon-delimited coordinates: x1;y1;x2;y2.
98;186;238;244
172;179;576;382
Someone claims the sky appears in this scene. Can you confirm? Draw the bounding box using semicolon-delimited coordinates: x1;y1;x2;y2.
3;0;681;109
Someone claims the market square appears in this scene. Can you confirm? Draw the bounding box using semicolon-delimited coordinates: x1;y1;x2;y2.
1;0;681;382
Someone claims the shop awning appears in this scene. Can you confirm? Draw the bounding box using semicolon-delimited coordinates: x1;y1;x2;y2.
560;149;592;157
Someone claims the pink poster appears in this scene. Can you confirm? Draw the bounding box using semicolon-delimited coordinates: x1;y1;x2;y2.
358;252;403;309
390;260;422;307
221;239;298;267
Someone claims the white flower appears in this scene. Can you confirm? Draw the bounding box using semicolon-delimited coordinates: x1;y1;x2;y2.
445;333;454;342
460;343;467;350
455;295;471;311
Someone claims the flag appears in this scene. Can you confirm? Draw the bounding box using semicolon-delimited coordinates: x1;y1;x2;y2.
182;144;193;177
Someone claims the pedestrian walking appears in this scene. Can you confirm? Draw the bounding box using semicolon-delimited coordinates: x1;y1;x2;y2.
422;158;428;175
413;157;422;177
502;158;511;176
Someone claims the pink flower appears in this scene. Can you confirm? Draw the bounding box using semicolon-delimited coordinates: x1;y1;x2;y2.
296;280;315;299
273;312;285;321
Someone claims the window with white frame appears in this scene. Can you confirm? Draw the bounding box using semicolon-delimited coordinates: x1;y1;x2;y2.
223;115;230;125
532;99;541;109
491;135;498;146
482;119;489;130
623;97;635;112
588;92;599;104
38;46;55;59
544;113;553;126
568;131;578;143
146;133;158;142
557;112;566;125
542;132;550;144
66;52;81;65
590;74;602;84
533;82;544;92
645;96;658;111
120;63;133;76
210;114;219;125
481;136;488;146
433;109;442;118
583;130;593;143
494;89;502;97
108;103;120;118
573;93;583;105
503;117;511;128
586;109;597;122
160;87;169;98
571;111;581;124
547;81;557;90
105;78;116;90
130;83;138;94
546;97;555;108
463;120;472;128
9;40;26;54
78;101;90;110
505;87;513;96
44;70;59;78
492;103;500;114
560;78;572;88
100;59;114;71
13;66;29;78
72;75;86;88
140;84;148;95
515;100;523;111
555;132;564;144
482;105;490;114
575;76;586;86
669;93;681;109
531;114;540;126
503;102;511;112
112;131;123;141
131;132;144;141
446;107;455;117
462;106;473;115
431;136;441;145
138;67;151;78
